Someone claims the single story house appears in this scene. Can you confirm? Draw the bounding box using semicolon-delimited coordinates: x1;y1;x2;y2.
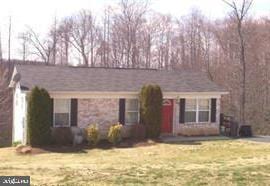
9;64;228;144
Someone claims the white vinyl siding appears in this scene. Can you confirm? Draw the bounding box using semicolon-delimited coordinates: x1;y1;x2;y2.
12;83;27;144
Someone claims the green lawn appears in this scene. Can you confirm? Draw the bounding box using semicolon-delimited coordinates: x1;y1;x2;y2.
1;140;270;185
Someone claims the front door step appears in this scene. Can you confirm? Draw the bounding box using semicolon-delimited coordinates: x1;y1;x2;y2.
160;133;175;137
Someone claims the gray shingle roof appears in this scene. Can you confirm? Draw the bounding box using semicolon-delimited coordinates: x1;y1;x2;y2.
13;64;226;93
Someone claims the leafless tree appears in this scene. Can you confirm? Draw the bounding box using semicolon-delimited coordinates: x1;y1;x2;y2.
97;7;112;67
112;0;148;68
25;27;54;64
223;0;253;123
67;10;98;66
155;14;173;69
8;16;11;62
0;31;3;61
50;17;58;64
18;32;29;61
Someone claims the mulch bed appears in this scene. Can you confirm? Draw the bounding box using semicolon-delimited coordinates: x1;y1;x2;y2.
15;138;159;155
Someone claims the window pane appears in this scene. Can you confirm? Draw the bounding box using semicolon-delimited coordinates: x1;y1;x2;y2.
126;99;138;111
55;113;69;126
199;99;209;110
125;112;138;124
199;111;209;122
125;99;139;125
186;99;196;110
55;99;70;113
185;111;196;122
54;99;70;127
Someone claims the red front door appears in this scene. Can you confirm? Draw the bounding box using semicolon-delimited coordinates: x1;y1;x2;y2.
162;99;173;133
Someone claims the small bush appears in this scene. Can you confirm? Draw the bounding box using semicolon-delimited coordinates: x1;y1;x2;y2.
131;124;146;140
51;127;73;145
86;124;99;145
108;123;122;145
12;141;22;147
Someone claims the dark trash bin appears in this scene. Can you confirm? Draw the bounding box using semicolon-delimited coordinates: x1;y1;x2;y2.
230;121;239;137
239;125;252;137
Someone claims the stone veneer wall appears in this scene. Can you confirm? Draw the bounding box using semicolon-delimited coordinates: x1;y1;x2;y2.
173;98;220;136
78;99;119;138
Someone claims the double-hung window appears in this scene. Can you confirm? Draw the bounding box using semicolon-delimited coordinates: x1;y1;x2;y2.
54;99;71;127
125;99;139;125
185;99;210;123
198;99;210;122
185;99;197;122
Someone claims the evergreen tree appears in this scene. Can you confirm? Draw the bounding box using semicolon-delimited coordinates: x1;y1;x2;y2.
139;84;163;138
27;86;52;146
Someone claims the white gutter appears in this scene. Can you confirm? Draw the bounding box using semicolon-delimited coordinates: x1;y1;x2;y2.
20;90;228;99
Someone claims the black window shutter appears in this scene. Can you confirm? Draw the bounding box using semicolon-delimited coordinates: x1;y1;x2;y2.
70;99;78;126
211;98;217;123
179;99;185;123
119;99;125;125
50;98;54;127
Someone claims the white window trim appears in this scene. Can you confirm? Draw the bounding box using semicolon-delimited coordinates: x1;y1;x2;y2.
53;99;71;127
125;99;140;125
185;98;211;124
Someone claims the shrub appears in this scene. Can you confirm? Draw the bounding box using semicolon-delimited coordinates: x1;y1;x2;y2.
51;127;73;145
139;84;163;138
86;124;99;145
12;141;22;147
264;109;270;122
27;87;52;146
108;123;122;145
131;124;146;140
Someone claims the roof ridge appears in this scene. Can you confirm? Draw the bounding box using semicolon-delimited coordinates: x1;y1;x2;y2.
68;66;158;71
14;62;159;71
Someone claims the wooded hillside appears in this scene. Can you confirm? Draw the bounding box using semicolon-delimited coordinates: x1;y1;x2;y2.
0;0;269;136
0;63;13;146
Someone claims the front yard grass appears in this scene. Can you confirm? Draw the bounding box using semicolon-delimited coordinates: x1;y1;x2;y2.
0;139;270;185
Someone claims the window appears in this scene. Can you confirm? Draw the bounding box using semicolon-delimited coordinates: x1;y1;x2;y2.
185;99;197;122
125;99;139;125
198;99;210;122
54;99;70;127
184;99;210;123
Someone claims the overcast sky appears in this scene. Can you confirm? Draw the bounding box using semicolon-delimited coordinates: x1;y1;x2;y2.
0;0;269;59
